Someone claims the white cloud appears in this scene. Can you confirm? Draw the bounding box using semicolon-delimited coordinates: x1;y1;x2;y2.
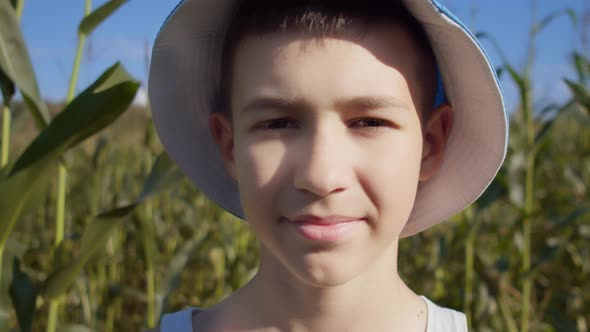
133;85;149;106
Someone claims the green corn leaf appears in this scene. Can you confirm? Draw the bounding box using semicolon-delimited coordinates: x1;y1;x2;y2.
476;32;510;64
51;242;68;272
96;204;136;219
10;62;139;175
43;216;120;299
43;152;182;299
91;136;108;168
0;152;54;249
495;66;504;80
136;207;157;270
0;68;15;104
475;167;508;213
0;0;49;128
534;103;560;121
572;52;590;83
97;151;184;218
0;62;138;251
155;229;209;320
78;0;128;36
564;79;590;115
534;101;575;146
137;152;185;201
9;258;38;332
476;33;525;92
534;120;555;147
507;65;526;95
565;8;578;27
0;165;7;179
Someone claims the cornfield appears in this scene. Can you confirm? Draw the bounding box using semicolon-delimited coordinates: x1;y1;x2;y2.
0;1;589;331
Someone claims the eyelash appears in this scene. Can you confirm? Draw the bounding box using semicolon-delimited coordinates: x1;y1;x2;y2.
256;117;396;131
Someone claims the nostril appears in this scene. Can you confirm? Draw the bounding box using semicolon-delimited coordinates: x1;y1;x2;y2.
293;166;349;197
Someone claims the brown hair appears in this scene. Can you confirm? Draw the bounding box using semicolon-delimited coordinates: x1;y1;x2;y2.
215;0;437;118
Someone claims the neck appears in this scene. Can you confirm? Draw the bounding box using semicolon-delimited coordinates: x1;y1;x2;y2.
235;239;420;331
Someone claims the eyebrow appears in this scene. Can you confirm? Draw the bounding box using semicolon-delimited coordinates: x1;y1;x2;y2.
240;95;408;114
334;95;408;112
241;97;313;114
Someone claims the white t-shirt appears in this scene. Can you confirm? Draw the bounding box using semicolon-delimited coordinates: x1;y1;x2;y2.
420;296;468;332
160;296;468;331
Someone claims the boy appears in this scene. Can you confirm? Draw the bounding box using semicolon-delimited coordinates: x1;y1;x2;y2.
147;0;507;331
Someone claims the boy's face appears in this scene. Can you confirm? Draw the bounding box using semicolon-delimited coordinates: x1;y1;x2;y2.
210;23;450;287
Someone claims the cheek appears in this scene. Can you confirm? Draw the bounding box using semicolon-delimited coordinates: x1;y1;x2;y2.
233;137;288;214
359;131;423;221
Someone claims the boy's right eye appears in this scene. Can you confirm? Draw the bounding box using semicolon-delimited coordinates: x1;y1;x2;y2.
257;118;297;130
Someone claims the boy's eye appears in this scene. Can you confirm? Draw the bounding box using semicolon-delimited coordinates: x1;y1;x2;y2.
257;118;297;130
255;117;395;131
351;118;396;130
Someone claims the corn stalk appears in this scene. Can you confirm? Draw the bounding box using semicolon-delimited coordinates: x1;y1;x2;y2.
0;0;24;165
1;105;10;167
0;0;25;297
46;1;92;332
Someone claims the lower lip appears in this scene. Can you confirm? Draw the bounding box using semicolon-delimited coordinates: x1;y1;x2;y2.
282;218;364;243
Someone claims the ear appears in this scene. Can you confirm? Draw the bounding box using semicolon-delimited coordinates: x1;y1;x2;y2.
419;103;452;181
209;112;237;180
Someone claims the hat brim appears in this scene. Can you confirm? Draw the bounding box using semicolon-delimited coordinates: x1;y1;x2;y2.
148;0;508;237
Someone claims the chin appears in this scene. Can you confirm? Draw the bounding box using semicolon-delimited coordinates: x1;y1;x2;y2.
288;251;365;288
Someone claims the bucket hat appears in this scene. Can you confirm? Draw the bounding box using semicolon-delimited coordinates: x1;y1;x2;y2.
148;0;508;237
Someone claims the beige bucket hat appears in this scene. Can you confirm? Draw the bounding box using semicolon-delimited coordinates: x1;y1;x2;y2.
148;0;508;237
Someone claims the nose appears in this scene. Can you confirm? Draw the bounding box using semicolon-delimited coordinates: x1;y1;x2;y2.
293;123;352;197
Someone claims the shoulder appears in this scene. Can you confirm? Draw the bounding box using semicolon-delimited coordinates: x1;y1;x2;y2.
420;296;468;332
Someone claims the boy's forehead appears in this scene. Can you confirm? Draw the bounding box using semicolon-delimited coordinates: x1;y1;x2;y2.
236;22;423;62
231;23;434;114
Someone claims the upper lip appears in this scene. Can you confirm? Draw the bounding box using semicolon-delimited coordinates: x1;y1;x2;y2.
284;214;364;225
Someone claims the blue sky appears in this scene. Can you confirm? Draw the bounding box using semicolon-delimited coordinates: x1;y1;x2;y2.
15;0;589;111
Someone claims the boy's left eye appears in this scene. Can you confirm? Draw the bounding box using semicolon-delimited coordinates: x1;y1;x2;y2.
256;118;297;130
350;118;397;131
355;118;387;127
